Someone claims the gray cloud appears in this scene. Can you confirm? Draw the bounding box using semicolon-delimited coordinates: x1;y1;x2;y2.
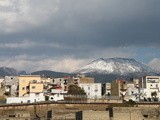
0;0;160;72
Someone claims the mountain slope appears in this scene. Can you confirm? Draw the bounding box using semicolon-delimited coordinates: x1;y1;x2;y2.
0;67;27;76
76;58;155;75
75;58;157;83
31;70;75;78
0;67;18;76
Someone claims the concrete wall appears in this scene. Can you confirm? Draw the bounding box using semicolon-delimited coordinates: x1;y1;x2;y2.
83;110;109;120
47;110;82;120
111;107;144;120
49;94;64;101
111;80;120;96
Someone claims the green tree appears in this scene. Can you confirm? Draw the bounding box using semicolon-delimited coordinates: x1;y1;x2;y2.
151;91;158;101
68;85;86;95
151;91;157;98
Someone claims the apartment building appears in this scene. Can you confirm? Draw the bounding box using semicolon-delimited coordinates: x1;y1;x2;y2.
4;76;19;97
141;76;160;100
18;75;42;97
7;75;45;104
79;83;102;98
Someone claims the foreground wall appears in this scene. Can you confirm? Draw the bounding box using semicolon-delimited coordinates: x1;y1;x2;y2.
111;107;144;120
83;110;109;120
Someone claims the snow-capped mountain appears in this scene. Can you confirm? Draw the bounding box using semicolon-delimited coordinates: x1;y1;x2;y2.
76;58;155;75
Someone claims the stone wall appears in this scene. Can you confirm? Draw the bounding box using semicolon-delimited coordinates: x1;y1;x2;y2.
111;107;144;120
83;110;109;120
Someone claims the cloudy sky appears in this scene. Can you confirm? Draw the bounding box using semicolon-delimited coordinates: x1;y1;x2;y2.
0;0;160;72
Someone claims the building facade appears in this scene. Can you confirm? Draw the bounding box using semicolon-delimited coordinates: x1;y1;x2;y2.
79;83;102;98
111;80;127;97
142;76;160;100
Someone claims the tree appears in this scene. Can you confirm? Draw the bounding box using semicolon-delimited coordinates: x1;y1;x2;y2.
151;91;158;101
151;91;157;98
125;99;136;107
68;85;86;95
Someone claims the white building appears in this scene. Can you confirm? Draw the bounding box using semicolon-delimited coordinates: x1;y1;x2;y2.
6;93;45;104
4;76;19;97
49;94;64;101
48;89;67;101
79;83;102;98
142;76;160;100
125;83;139;101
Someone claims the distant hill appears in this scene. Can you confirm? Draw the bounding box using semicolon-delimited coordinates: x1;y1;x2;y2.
0;67;27;77
31;70;75;78
0;67;18;76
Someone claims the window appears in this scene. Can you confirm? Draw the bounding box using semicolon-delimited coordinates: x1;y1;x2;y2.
22;87;25;90
26;86;29;90
32;86;36;89
35;93;39;97
95;89;98;92
88;86;90;90
32;80;37;83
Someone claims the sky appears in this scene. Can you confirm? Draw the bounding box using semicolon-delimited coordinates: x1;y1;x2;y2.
0;0;160;73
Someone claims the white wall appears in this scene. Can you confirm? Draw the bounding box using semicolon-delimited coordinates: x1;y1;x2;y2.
51;89;67;94
49;94;64;101
79;83;102;98
6;93;45;104
144;76;160;99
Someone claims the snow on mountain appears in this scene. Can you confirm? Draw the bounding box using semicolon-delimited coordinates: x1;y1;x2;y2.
76;58;155;75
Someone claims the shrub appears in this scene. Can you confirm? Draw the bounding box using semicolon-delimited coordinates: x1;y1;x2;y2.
3;92;11;96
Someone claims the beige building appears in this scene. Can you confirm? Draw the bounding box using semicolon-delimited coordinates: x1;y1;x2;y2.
29;83;43;93
77;74;95;83
7;75;45;104
18;75;42;97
